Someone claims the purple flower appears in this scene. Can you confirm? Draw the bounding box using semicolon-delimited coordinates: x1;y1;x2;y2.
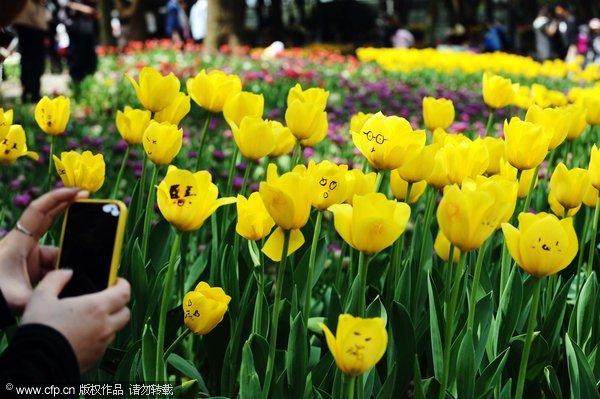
14;193;32;208
212;150;226;162
303;147;314;158
233;176;244;191
8;179;22;190
236;163;247;173
114;140;129;153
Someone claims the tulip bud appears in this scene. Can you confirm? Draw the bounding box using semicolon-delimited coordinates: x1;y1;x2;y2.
0;125;39;165
142;121;183;166
422;97;455;131
186;69;242;113
183;282;231;335
35;96;70;135
126;67;181;113
116;106;151;145
53;150;105;192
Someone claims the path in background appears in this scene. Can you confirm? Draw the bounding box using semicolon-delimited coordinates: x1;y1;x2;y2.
0;72;71;100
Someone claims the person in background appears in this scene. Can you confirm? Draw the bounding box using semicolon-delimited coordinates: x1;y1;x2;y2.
483;20;508;52
555;3;578;61
587;18;600;65
533;6;557;61
13;0;48;103
189;0;207;43
165;0;183;44
391;25;414;49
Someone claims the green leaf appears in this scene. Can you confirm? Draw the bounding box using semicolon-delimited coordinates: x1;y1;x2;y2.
326;286;343;333
184;252;208;293
366;295;388;324
544;366;564;399
475;348;510;399
456;332;475;399
167;353;210;394
286;312;308;396
390;301;416;397
413;355;425;399
495;267;523;353
148;219;173;274
141;323;157;382
541;276;571;355
376;364;397;399
575;276;598;350
427;274;444;379
498;379;512;399
565;333;600;399
239;339;262;399
472;291;493;368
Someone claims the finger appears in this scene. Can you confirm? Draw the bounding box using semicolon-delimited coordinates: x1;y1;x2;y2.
89;278;131;314
19;188;81;239
35;269;73;297
25;245;59;285
38;245;59;272
108;306;131;332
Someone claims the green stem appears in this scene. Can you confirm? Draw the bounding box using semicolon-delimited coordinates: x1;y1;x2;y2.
226;146;239;197
163;328;192;361
335;241;348;291
358;251;369;317
484;109;494;137
137;153;148;222
305;210;323;315
373;170;385;193
543;150;557;191
263;229;291;398
499;241;509;300
467;242;487;331
405;182;413;205
195;113;212;171
521;165;540;214
290;140;301;168
414;188;437;316
111;145;130;199
439;252;466;399
141;164;159;262
514;277;542;399
348;376;356;399
576;208;591;292
250;240;264;336
240;161;252;195
44;135;55;192
443;244;455;312
587;196;600;277
156;230;183;381
231;233;241;306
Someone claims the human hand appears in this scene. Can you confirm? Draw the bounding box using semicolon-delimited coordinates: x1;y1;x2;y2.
21;270;131;372
0;188;88;315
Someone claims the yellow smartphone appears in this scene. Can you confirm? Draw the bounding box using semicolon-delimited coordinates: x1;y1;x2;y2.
56;199;128;298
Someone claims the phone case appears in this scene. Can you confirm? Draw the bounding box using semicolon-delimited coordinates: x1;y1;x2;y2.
56;199;128;288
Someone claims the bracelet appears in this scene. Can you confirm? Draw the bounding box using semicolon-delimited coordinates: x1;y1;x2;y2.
15;221;34;238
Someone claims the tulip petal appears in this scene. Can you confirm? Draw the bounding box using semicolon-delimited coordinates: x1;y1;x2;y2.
261;227;305;262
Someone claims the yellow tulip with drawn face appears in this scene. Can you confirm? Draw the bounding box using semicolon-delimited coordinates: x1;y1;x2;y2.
501;212;578;278
223;91;265;129
0;108;14;136
230;116;276;160
125;67;181;113
287;83;329;109
142;121;183;166
483;137;506;175
443;139;489;186
307;160;349;210
351;112;426;171
503;117;550;170
154;92;191;126
186;69;242;113
53;150;105;193
34;96;70;135
436;182;498;252
183;282;231;335
115;106;151;145
236;192;275;241
318;314;388;376
434;230;461;264
156;165;236;231
482;72;517;109
268;120;295;157
285;100;328;142
525;104;570;151
590;145;600;191
390;172;427;204
549;163;590;212
344;169;377;204
422;97;455;131
0;125;39;165
328;193;410;254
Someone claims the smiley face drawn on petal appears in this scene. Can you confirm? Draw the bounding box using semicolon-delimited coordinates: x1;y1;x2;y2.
169;183;197;207
363;130;387;153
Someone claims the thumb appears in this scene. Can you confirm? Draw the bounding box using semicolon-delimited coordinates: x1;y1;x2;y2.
36;269;73;297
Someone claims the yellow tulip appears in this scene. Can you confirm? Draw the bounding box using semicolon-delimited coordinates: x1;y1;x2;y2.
285;100;328;142
563;105;588;141
350;112;374;134
422;97;455;131
154;92;191;126
223;91;264;128
525;104;570;151
499;160;538;199
344;169;377;204
482;72;516;109
156;165;236;231
307;160;349;210
125;67;180;113
53;150;105;193
390;172;427;204
436;183;498;252
328;193;410;254
548;192;580;217
115;106;151;145
287;83;329;109
396;143;439;183
426;147;450;189
230;116;275;160
259;163;313;230
583;95;600;125
471;175;518;225
300;119;329;147
432;128;470;146
186;69;242;113
318;314;388;376
590;145;600;190
34;96;70;135
549;163;590;211
268;120;296;157
0;108;14;136
351;112;425;171
183;281;231;335
0;125;39;164
236;192;275;241
483;137;506;175
434;231;461;264
503;117;550;170
501;212;578;277
142;121;183;166
514;86;534;110
261;227;305;262
583;183;598;208
443;139;489;186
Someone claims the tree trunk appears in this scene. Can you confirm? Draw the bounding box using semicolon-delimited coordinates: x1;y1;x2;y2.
114;0;147;41
204;0;244;55
98;0;115;46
